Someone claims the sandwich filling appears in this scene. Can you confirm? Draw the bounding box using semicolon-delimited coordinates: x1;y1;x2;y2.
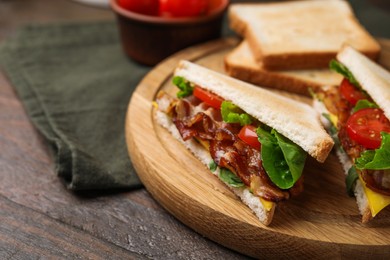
156;76;307;208
315;60;390;218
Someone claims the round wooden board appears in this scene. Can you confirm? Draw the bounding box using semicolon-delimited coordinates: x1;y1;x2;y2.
125;38;390;258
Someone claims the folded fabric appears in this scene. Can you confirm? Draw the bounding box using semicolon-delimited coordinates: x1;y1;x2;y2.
0;21;148;190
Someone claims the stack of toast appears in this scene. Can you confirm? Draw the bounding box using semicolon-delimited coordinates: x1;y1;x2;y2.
224;0;381;96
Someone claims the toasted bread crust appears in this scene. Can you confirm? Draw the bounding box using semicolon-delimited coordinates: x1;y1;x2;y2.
225;59;311;96
175;60;334;162
229;0;381;70
337;45;390;120
228;9;247;37
313;99;372;223
224;41;343;96
333;46;390;223
361;206;373;224
314;139;336;163
256;50;380;71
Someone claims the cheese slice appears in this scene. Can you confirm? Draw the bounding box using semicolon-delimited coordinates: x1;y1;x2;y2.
329;113;338;128
196;138;210;151
329;113;390;217
260;198;274;212
196;138;275;212
359;175;390;217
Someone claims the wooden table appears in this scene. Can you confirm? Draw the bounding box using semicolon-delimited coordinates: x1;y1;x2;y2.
0;0;389;259
0;0;247;258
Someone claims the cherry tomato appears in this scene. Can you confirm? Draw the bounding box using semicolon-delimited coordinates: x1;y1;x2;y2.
118;0;159;16
238;125;261;150
339;78;366;105
159;0;170;16
346;108;390;149
165;0;209;17
193;86;224;109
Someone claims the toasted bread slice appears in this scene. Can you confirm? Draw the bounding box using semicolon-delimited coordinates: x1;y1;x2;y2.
156;60;334;225
313;99;372;223
337;45;390;119
229;0;381;70
313;46;390;223
335;46;390;222
224;41;343;96
174;60;334;163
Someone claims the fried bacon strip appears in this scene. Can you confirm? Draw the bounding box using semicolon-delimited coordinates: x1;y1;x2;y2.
158;91;301;202
361;170;390;196
318;87;389;196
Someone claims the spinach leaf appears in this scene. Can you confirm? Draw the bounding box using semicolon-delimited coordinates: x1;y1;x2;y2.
209;160;217;172
355;132;390;170
352;99;379;113
322;113;343;153
219;168;244;188
221;101;252;126
256;127;307;189
346;166;359;197
329;59;360;87
173;76;193;98
322;113;338;136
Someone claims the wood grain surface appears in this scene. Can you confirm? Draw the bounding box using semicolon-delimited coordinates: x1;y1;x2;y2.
0;1;247;258
126;38;390;259
1;0;389;258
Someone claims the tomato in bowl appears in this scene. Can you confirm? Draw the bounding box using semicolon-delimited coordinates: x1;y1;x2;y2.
160;0;209;17
111;0;229;65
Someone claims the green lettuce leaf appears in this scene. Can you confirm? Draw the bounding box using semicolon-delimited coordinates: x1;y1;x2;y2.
346;166;359;197
352;99;379;113
221;101;252;126
355;132;390;170
329;59;360;87
256;127;307;189
173;76;193;98
209;160;217;172
321;113;344;153
219;168;244;188
322;113;338;136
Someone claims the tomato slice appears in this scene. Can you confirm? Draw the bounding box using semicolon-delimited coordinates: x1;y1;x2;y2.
238;125;261;150
346;108;390;149
165;0;208;17
339;78;366;105
193;86;224;109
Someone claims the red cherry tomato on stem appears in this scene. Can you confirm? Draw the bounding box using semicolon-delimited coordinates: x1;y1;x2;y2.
339;78;366;105
238;125;261;150
118;0;159;16
346;108;390;149
165;0;209;17
193;86;224;109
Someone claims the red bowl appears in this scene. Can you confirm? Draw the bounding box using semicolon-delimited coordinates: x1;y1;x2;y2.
110;0;229;66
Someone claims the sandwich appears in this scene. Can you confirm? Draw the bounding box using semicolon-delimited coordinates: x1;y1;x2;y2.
228;0;380;70
155;60;334;225
313;45;390;223
224;40;343;96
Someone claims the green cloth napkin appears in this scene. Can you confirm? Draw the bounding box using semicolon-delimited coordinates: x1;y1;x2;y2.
0;21;148;190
